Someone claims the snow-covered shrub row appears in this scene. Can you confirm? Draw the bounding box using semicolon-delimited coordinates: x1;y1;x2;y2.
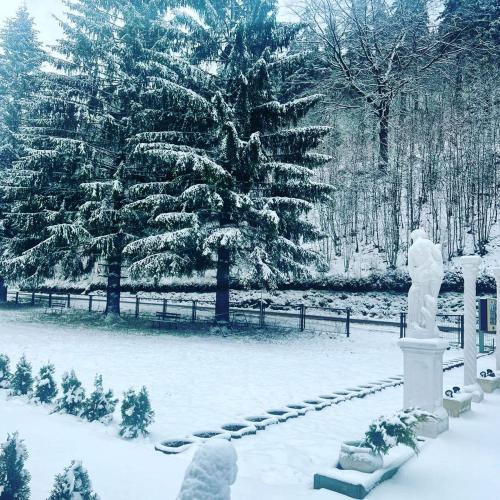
0;432;99;500
0;354;154;438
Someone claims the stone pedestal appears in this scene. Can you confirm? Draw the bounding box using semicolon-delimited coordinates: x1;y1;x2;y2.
399;337;449;438
461;256;484;402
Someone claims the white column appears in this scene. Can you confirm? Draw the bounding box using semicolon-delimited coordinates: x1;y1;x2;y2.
492;267;500;373
461;256;483;402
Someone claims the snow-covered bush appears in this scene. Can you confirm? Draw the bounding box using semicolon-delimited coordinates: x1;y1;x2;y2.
0;432;31;500
0;354;11;389
55;371;86;416
9;355;33;396
48;460;99;500
34;363;58;404
119;386;154;439
364;408;433;455
177;440;238;500
82;375;117;424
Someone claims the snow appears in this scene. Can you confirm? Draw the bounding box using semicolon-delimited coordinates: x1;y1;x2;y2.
0;309;499;499
177;440;237;500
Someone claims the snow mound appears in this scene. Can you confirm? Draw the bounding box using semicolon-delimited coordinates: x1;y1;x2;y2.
177;440;238;500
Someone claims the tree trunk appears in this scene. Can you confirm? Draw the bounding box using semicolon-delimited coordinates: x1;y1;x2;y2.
105;258;121;315
215;246;230;323
378;104;390;175
0;277;6;302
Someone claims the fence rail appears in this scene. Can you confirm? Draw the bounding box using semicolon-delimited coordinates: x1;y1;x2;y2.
5;291;351;337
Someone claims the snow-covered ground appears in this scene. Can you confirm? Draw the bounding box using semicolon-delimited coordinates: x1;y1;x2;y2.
0;309;498;499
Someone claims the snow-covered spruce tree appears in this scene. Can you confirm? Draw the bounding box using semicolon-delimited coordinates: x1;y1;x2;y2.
33;363;58;404
125;0;333;322
0;5;44;302
48;460;99;500
0;354;11;389
82;375;117;424
9;355;33;396
119;386;154;439
55;371;86;416
177;439;238;500
0;432;31;500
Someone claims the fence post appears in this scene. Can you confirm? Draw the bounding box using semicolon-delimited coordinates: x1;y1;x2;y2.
89;295;93;312
346;308;350;337
192;300;197;322
259;299;265;328
162;299;167;318
48;293;52;308
31;292;35;306
460;315;464;349
299;304;306;331
135;296;140;318
399;313;406;339
67;294;71;308
15;292;19;304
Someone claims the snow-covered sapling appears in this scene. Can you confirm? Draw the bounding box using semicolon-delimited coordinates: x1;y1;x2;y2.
82;375;117;424
119;386;155;439
48;460;99;500
177;440;238;500
55;371;86;416
34;363;58;404
0;432;31;500
9;355;33;396
0;354;11;389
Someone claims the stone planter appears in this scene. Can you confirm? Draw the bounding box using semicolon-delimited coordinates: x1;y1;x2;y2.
191;430;232;442
443;393;472;418
244;415;279;430
338;440;383;474
221;423;257;439
266;408;299;422
155;439;193;455
477;377;500;393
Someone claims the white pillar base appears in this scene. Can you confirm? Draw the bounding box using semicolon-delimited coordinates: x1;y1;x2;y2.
463;383;484;403
399;337;449;438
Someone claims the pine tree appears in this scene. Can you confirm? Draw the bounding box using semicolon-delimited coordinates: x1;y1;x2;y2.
0;6;44;302
10;355;33;396
124;0;333;322
34;363;58;404
55;371;86;416
0;354;11;389
82;375;117;424
119;386;154;439
0;433;31;500
48;461;99;500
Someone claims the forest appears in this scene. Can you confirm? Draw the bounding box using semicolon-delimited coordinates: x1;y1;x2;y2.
0;0;498;317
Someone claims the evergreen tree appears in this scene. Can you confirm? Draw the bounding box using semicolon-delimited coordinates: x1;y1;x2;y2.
33;363;58;404
0;6;44;302
48;461;99;500
10;355;33;396
124;0;333;322
82;375;117;424
119;386;154;439
0;354;11;389
55;371;86;416
0;432;31;500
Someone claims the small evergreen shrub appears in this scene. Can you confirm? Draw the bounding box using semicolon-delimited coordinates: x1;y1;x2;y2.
34;363;58;404
82;375;117;424
9;355;33;396
364;408;433;455
119;386;154;439
55;371;86;416
0;432;31;500
0;355;11;389
48;460;99;500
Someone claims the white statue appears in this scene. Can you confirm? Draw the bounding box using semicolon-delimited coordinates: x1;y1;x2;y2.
407;228;444;338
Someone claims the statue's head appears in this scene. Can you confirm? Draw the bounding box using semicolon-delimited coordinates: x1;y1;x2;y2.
410;228;427;242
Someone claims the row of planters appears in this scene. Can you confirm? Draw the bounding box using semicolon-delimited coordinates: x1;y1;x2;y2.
0;354;154;439
0;432;99;499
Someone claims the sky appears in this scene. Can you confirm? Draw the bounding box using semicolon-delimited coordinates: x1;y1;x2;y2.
0;0;298;47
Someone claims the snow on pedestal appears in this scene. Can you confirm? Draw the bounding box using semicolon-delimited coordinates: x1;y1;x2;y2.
398;229;448;438
492;267;500;374
461;256;484;403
